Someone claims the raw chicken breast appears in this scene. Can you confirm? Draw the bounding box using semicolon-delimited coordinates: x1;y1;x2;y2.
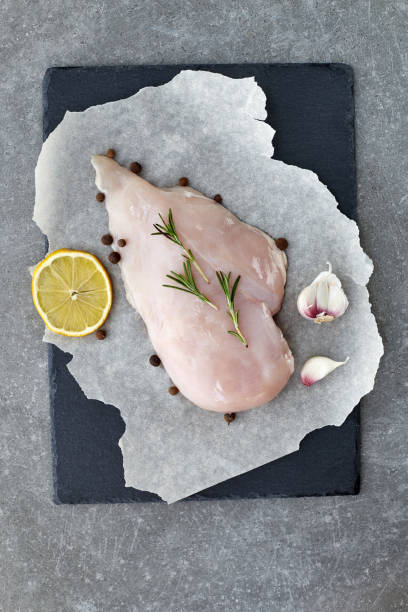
92;156;294;412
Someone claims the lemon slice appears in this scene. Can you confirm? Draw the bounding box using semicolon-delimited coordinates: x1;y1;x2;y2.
32;249;112;337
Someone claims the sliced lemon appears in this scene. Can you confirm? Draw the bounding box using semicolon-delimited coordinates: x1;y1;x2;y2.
32;249;112;337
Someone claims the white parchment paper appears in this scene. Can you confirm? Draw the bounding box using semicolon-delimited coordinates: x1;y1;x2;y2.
34;71;383;503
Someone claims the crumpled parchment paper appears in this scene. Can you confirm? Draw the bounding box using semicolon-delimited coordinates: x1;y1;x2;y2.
34;70;383;503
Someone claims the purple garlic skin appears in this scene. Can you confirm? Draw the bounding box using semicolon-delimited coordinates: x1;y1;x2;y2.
301;356;349;387
297;262;348;324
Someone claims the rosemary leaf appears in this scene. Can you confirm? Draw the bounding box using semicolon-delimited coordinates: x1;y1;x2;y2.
152;209;209;283
163;261;218;310
216;271;248;347
227;330;248;345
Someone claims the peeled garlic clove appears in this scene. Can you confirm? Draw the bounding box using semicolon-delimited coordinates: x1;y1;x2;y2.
301;356;349;386
297;262;349;323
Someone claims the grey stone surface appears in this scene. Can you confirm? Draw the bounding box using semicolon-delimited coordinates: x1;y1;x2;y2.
0;1;406;610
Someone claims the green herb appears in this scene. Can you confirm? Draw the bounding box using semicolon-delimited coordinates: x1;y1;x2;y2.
152;209;209;283
216;271;248;347
163;260;218;310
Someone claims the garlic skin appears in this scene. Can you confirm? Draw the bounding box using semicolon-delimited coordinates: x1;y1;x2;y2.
301;356;349;387
297;262;349;324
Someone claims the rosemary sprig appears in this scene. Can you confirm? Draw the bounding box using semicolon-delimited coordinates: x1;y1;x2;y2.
216;271;248;347
152;209;209;283
164;260;218;310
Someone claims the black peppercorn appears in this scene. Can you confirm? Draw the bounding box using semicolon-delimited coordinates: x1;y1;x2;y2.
96;192;105;202
108;251;121;264
149;355;161;367
129;161;142;174
101;234;113;245
213;194;223;203
117;238;127;247
168;386;179;396
224;413;236;425
106;148;116;158
275;237;288;251
95;329;106;340
178;177;189;186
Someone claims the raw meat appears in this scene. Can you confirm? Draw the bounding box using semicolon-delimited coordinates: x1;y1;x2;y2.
92;155;294;412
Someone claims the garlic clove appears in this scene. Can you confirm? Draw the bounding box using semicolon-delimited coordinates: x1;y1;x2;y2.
327;284;349;318
296;285;317;320
301;356;349;386
297;262;348;323
315;278;329;312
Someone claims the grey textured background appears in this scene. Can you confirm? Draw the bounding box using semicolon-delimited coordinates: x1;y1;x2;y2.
1;1;407;611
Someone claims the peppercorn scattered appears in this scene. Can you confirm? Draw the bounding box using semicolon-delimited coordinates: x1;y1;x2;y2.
149;354;161;367
106;148;116;159
95;329;106;340
178;177;189;186
101;234;113;246
108;251;121;264
96;192;105;203
168;386;179;396
275;237;288;251
129;161;142;174
213;194;223;203
224;412;236;425
117;238;127;247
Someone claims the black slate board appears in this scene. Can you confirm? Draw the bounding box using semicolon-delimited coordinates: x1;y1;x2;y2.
44;64;360;503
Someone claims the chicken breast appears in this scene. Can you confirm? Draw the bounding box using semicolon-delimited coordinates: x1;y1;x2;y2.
92;155;294;412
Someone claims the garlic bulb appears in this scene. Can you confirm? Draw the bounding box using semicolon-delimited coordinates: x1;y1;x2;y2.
297;262;348;323
301;356;349;386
